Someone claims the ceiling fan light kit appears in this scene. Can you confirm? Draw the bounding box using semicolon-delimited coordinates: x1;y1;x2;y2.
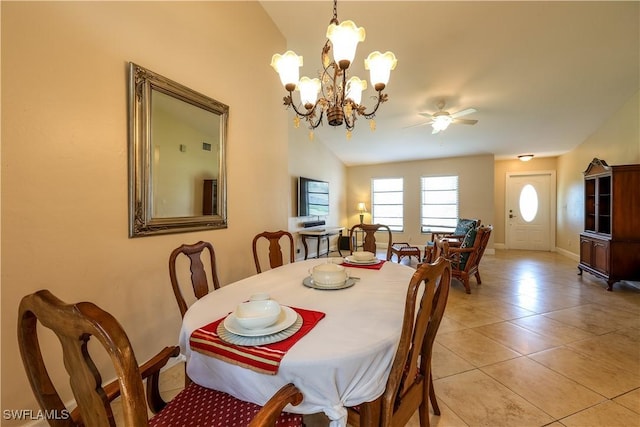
270;0;397;139
417;100;479;134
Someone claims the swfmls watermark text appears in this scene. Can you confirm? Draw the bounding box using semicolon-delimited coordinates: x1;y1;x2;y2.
3;409;71;421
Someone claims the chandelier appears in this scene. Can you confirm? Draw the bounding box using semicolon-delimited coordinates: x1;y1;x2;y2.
270;0;397;139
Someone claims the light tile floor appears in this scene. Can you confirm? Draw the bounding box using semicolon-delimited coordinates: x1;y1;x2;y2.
125;250;640;426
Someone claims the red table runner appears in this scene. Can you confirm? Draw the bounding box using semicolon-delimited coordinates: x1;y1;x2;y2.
189;307;325;375
341;260;386;270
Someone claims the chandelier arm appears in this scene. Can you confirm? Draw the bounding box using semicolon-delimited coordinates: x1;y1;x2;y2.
307;110;325;130
284;93;320;119
344;110;355;130
358;91;388;119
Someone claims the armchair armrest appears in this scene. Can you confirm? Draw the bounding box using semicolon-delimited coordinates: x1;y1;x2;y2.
248;383;303;427
142;346;181;414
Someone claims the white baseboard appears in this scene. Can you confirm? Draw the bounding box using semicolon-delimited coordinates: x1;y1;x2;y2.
555;246;579;261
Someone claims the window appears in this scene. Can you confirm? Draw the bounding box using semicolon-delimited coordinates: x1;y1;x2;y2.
421;176;459;233
372;178;403;232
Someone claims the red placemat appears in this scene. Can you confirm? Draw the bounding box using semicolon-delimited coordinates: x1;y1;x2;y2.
341;260;386;270
189;307;325;375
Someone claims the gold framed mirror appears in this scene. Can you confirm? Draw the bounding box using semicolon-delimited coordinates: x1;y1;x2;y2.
128;62;228;237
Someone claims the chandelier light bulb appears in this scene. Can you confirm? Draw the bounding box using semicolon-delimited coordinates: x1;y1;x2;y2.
270;51;303;91
345;76;367;105
298;77;321;108
326;20;366;70
365;51;398;91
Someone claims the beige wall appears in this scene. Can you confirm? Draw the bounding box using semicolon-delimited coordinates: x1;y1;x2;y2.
556;91;640;257
346;155;495;249
1;1;322;420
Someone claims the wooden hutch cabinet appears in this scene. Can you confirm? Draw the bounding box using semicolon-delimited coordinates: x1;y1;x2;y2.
578;158;640;290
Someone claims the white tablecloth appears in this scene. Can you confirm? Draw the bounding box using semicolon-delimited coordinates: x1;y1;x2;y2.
179;258;415;427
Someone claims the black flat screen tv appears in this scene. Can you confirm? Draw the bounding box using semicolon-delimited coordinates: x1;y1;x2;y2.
298;177;329;217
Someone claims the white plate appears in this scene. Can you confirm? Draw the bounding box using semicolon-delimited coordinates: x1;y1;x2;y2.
303;276;356;290
223;306;297;337
217;314;303;346
344;256;381;265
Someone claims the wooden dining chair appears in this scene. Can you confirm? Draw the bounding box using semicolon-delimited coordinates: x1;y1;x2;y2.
169;241;220;318
349;223;393;261
18;289;304;427
346;257;452;427
252;230;295;273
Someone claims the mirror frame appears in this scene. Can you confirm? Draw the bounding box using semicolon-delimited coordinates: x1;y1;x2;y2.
128;62;228;237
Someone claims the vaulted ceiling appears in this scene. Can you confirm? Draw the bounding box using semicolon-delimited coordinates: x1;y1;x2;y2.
261;1;639;166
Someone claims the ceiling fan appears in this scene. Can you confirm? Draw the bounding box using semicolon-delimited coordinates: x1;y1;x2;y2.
415;100;478;134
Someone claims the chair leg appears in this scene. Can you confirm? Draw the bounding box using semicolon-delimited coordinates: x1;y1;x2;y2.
419;401;430;427
475;271;482;285
463;277;471;294
429;374;440;416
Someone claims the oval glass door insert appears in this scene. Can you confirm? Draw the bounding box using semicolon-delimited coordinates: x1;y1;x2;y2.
519;184;538;222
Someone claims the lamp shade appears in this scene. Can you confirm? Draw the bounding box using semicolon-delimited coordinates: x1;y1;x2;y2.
270;51;303;90
365;51;397;90
357;202;367;212
326;20;366;69
346;76;367;105
298;77;321;107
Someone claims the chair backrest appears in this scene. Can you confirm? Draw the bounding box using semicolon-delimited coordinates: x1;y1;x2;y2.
381;257;452;426
252;230;295;273
454;218;481;235
463;225;493;272
169;241;220;318
18;289;150;426
349;223;393;261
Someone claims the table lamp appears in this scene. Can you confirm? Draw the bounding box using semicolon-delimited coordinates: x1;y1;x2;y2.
357;202;367;224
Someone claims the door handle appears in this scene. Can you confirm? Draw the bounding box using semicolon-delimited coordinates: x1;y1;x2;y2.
509;214;517;219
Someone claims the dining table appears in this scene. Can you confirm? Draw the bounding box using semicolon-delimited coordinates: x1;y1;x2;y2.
178;257;416;427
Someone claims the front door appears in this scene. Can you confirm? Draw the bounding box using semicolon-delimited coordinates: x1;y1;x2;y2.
506;172;555;250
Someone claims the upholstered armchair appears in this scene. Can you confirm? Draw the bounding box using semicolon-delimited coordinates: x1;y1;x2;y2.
443;225;492;294
423;218;481;261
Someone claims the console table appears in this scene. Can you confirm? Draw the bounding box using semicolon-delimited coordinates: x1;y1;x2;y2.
299;227;345;260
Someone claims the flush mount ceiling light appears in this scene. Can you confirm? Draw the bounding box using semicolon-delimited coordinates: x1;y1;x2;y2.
518;154;534;162
270;0;397;140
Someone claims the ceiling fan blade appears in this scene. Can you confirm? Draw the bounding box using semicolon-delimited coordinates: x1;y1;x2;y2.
453;118;478;125
418;112;434;118
450;108;477;119
403;121;432;129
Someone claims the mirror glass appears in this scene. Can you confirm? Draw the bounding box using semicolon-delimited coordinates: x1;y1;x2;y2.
128;62;228;237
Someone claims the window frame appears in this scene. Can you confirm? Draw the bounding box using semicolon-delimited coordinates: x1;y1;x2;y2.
420;175;459;234
371;177;404;232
